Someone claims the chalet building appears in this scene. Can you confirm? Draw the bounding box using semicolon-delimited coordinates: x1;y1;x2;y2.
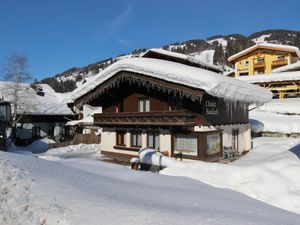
68;50;271;161
228;43;300;76
228;44;300;99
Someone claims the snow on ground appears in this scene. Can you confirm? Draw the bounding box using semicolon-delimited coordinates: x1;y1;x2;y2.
161;137;300;215
1;145;300;225
38;143;101;161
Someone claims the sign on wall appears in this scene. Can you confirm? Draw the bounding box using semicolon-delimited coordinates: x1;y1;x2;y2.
204;99;219;115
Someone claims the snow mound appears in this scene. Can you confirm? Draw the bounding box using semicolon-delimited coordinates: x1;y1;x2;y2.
38;143;101;161
0;153;68;225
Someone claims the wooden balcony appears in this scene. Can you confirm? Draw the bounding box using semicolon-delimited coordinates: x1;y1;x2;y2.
93;111;197;127
272;58;288;66
253;61;265;68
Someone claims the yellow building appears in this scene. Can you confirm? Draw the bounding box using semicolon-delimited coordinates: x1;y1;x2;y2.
228;43;300;77
228;44;300;99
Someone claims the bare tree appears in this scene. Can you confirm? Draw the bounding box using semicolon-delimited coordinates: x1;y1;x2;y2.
2;53;34;139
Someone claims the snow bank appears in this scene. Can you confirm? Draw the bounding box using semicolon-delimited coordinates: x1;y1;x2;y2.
0;152;68;225
69;58;272;104
8;138;55;154
161;137;300;215
1;149;300;225
38;143;101;161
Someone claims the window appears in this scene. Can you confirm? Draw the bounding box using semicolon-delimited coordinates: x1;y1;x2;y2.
277;55;285;61
32;127;41;138
207;133;221;155
174;133;197;156
256;58;265;63
147;132;160;150
138;98;150;112
131;131;142;147
115;101;124;113
116;131;126;146
245;61;249;66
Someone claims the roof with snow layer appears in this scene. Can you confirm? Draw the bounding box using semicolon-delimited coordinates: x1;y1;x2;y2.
142;48;222;73
228;43;300;62
68;57;272;104
237;71;300;83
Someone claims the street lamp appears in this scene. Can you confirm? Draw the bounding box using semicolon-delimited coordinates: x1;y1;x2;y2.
0;101;11;151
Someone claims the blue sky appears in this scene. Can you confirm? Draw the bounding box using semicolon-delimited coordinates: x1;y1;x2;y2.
0;0;299;79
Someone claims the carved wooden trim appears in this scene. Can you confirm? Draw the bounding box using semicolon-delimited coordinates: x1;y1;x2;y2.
74;71;204;108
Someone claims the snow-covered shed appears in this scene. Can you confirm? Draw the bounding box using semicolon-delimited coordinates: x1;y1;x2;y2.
68;57;271;161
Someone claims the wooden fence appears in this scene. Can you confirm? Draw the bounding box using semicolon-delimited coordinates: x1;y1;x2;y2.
48;131;101;149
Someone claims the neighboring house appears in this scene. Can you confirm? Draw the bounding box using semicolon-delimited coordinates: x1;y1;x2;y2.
67;52;271;161
142;48;223;73
0;82;75;144
228;44;300;99
228;43;300;76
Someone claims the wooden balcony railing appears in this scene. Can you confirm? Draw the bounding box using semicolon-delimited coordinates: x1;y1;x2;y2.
253;61;265;68
272;58;288;66
93;111;197;127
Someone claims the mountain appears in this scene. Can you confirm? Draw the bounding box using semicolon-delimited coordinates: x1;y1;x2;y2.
41;29;300;93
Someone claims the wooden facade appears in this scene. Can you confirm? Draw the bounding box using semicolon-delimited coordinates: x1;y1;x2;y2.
72;70;249;160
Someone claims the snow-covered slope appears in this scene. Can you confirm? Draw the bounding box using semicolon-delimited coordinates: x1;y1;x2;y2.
1;149;300;225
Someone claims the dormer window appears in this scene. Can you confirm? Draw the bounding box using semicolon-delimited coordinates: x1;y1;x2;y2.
138;98;150;112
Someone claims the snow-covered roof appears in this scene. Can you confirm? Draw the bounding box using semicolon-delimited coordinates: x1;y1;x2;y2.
228;43;300;62
236;71;300;83
66;115;93;126
142;48;222;72
68;57;272;104
0;82;73;115
273;61;300;73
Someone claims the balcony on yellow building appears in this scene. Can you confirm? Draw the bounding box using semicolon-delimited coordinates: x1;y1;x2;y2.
253;61;265;68
271;58;288;67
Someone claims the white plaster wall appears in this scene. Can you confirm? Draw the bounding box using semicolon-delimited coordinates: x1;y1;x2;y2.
100;128;116;151
159;130;172;155
194;123;251;153
141;131;147;148
217;123;251;153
